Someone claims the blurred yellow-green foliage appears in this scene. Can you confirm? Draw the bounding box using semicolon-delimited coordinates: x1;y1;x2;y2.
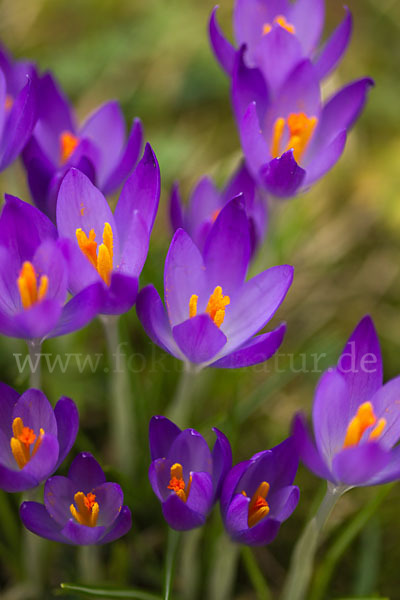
1;0;400;598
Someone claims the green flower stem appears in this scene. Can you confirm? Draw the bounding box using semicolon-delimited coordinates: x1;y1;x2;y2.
27;339;42;389
164;528;181;600
101;315;135;476
79;545;101;584
281;483;347;600
167;365;199;428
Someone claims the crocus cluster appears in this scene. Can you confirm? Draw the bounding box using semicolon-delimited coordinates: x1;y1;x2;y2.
148;416;299;545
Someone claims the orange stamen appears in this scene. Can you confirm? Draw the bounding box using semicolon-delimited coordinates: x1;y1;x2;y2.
60;131;80;164
76;223;114;286
70;491;100;527
10;417;44;469
247;481;270;528
206;286;230;327
343;401;386;448
5;94;13;111
263;15;295;36
17;262;49;310
167;463;192;503
271;113;318;164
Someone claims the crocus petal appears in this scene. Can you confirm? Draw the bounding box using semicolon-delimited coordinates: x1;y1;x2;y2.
269;485;299;522
224;492;281;546
61;520;106;545
302;130;346;187
0;194;56;263
332;443;390;486
33;72;75;162
232;48;269;122
99;506;132;544
57;237;100;295
209;7;236;75
32;240;68;304
102;118;143;194
54;396;79;468
14;388;57;436
162;493;206;531
233;0;290;62
20;501;65;543
239;102;270;181
211;428;232;502
222;162;256;208
222;264;293;352
210;324;286;368
203;196;251;296
92;482;124;527
172;314;227;365
186;177;221;230
370;376;400;450
136;285;182;358
0;247;20;316
169;182;184;232
289;0;325;54
44;475;75;525
0;383;19;464
312;369;350;464
292;414;333;481
79;100;125;187
114;143;160;243
314;78;374;148
0;463;37;492
68;452;106;493
149;415;181;461
164;229;207;327
220;460;252;516
168;428;213;476
25;155;56;218
337;316;383;416
56;168;119;261
269;59;321;120
12;299;62;340
118;211;149;278
261;151;306;197
21;434;59;485
49;282;104;337
314;8;353;80
366;446;400;486
100;272;138;316
185;471;213;515
0;69;7;139
254;26;303;94
149;458;172;502
0;74;38;170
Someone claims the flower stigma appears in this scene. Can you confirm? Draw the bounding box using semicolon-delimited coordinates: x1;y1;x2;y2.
70;491;99;527
10;417;44;469
263;15;295;36
76;222;114;286
189;286;230;327
60;131;80;164
243;481;270;528
343;401;386;448
271;113;318;163
167;463;192;502
17;262;49;310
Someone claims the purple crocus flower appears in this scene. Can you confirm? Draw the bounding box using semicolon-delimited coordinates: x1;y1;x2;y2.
0;194;104;341
293;316;400;488
56;143;160;316
22;72;143;221
137;197;292;369
233;51;373;198
210;1;352;82
0;384;78;493
148;416;232;531
221;437;299;545
20;452;131;545
170;162;267;256
0;44;38;171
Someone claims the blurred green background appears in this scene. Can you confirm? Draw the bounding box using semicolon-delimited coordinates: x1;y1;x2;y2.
0;0;400;598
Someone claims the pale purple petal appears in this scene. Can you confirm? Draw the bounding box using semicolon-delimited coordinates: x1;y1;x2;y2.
169;182;184;232
68;452;106;493
49;282;104;337
100;272;138;316
288;0;324;54
61;520;106;545
232;47;269;122
20;501;65;543
54;396;79;467
239;102;270;181
13;388;57;436
149;415;181;461
172;314;227;364
211;427;232;502
185;471;213;515
99;506;132;544
102;118;143;194
92;482;123;527
168;429;213;477
209;7;236;75
292;414;334;481
332;443;390;486
261;151;306;197
44;475;75;525
314;8;353;80
303;131;346;187
162;493;205;531
370;376;400;450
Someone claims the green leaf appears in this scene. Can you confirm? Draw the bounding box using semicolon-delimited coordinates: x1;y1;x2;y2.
59;583;162;600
